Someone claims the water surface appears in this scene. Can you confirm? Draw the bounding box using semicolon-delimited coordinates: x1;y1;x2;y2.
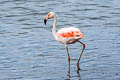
0;0;120;80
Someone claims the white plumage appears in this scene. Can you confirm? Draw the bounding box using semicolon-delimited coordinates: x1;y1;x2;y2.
44;12;85;74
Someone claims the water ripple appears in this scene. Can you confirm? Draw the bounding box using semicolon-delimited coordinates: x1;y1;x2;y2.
0;0;120;80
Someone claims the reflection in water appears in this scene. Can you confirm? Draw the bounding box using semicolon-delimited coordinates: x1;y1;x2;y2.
67;73;71;80
66;70;81;80
77;71;81;80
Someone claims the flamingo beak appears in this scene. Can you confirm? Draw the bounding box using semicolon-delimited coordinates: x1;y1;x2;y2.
44;19;47;25
44;16;48;25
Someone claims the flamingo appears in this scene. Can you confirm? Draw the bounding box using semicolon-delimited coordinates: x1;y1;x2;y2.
44;12;85;73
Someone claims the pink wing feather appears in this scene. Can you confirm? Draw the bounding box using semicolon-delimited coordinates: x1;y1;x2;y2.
57;27;84;38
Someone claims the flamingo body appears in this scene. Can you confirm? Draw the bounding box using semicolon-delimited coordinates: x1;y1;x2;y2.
57;27;84;44
44;12;85;74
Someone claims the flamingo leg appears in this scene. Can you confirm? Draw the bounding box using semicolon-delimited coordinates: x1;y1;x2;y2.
65;45;71;74
77;41;85;72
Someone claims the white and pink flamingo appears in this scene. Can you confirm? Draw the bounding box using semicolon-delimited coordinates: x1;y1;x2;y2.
44;12;85;73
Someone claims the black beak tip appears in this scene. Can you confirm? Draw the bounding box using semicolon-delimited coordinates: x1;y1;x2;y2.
44;19;47;25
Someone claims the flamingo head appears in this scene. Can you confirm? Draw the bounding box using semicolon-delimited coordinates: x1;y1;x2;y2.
44;12;56;25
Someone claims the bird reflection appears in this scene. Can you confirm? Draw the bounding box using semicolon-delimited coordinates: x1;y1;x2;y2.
77;71;81;80
66;70;81;80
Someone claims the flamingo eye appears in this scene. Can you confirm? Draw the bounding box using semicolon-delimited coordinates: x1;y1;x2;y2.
48;13;53;18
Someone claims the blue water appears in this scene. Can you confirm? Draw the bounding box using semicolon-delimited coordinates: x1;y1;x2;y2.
0;0;120;80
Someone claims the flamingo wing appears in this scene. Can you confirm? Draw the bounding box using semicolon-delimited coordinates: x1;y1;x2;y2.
57;27;84;39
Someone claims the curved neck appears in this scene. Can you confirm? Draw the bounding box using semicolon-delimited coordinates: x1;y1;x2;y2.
52;15;58;40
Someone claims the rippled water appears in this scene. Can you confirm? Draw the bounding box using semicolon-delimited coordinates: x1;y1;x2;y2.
0;0;120;80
